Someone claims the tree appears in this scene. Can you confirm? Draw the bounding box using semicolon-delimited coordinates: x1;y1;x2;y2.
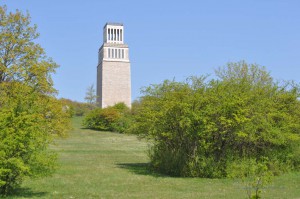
0;6;70;195
131;61;300;183
84;84;97;105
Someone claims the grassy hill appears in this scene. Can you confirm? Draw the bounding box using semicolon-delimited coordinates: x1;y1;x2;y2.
8;117;300;198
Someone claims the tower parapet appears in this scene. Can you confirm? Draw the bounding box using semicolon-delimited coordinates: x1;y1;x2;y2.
103;23;124;44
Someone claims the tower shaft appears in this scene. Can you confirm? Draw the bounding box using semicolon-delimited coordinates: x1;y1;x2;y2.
97;23;131;108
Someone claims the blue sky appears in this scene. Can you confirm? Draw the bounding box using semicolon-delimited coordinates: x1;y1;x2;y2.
2;0;300;102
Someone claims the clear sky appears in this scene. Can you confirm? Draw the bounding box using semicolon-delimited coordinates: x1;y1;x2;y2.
2;0;300;102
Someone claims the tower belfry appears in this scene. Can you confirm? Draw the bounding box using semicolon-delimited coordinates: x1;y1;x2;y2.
97;23;131;108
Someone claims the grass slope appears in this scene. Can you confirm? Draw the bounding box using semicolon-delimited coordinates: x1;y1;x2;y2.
8;117;300;198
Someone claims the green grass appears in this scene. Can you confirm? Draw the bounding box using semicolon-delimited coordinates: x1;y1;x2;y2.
8;117;300;198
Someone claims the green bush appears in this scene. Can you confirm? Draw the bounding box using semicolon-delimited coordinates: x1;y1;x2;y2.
83;103;132;133
0;83;70;195
131;61;300;179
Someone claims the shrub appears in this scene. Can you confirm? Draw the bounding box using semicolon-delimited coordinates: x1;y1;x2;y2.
131;61;300;179
227;157;273;199
83;103;132;133
0;83;70;195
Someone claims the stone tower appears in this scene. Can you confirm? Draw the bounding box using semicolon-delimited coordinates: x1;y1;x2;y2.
97;23;131;108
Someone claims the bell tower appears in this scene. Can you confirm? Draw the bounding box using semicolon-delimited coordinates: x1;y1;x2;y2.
97;23;131;108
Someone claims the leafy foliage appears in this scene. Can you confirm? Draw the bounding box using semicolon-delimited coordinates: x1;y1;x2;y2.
0;6;70;195
131;61;300;180
59;98;96;117
227;157;273;199
0;6;56;94
83;103;132;133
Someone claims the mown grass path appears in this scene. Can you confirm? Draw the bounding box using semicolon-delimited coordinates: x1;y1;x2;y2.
9;117;300;198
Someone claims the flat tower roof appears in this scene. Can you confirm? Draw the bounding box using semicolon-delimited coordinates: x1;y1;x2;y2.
104;22;123;28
